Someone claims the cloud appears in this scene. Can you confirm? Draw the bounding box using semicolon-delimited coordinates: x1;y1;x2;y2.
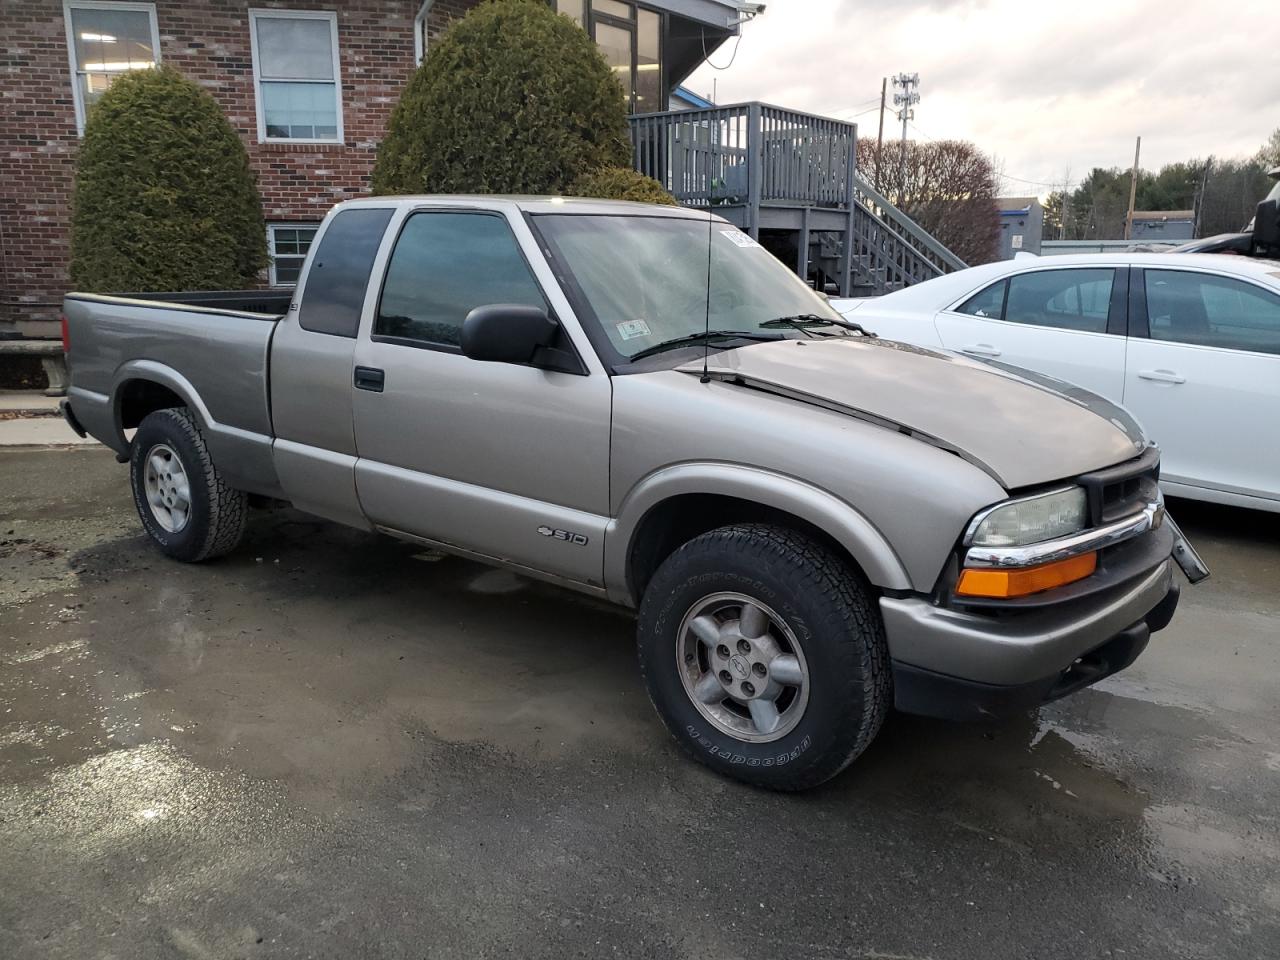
687;0;1275;190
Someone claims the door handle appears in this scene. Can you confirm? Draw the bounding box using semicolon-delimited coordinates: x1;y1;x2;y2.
354;366;385;392
1137;369;1185;385
961;343;1002;358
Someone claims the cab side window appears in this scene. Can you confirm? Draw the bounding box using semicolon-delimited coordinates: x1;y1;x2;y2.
1004;269;1114;333
375;212;548;348
1144;270;1280;356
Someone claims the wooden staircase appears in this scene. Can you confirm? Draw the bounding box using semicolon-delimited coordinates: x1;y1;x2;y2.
628;103;966;297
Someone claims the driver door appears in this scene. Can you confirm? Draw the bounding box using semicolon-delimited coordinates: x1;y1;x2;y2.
350;208;612;588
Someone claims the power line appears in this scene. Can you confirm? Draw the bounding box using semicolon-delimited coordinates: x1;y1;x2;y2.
907;120;1075;190
1000;172;1078;188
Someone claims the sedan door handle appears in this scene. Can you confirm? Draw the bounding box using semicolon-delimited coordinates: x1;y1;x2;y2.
1137;368;1186;385
961;343;1002;358
353;366;385;392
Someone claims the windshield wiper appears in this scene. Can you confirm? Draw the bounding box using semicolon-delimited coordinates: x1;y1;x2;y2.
627;330;784;362
761;313;878;337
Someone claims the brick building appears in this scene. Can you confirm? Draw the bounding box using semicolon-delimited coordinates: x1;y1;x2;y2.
0;0;744;344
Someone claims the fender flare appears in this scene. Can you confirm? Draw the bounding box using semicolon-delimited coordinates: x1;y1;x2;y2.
110;359;283;498
112;360;216;445
604;462;913;603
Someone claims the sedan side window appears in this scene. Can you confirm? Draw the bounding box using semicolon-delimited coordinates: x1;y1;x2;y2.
1004;269;1115;333
375;212;548;348
1144;270;1280;356
956;280;1006;318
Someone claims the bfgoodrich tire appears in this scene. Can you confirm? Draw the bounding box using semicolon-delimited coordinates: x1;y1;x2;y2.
128;407;247;562
637;523;890;791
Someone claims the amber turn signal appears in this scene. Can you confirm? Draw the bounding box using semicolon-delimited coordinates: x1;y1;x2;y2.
956;552;1098;599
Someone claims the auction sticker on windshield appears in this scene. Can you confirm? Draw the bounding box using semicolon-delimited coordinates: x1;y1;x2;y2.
720;229;760;248
617;319;652;341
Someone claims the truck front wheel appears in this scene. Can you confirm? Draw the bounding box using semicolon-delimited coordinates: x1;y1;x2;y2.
637;523;890;790
128;408;247;562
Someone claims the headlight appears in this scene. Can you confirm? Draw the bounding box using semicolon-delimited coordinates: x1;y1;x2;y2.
968;487;1087;547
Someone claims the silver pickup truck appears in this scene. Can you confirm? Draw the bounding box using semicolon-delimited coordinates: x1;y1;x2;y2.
61;196;1203;790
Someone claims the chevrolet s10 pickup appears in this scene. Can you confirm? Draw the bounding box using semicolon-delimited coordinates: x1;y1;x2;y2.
60;196;1206;790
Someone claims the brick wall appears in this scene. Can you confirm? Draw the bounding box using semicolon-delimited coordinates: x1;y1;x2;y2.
0;0;487;337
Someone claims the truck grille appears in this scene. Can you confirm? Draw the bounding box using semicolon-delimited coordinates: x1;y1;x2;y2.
1077;446;1161;525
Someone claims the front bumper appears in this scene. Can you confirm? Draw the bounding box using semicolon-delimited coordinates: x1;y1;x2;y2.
881;554;1178;720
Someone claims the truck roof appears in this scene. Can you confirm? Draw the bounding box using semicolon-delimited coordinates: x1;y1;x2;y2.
332;195;711;218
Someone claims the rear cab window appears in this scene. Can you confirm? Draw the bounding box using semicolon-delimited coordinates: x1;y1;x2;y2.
297;208;394;337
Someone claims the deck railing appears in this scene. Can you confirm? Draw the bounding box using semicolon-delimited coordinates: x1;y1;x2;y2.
629;102;856;209
628;102;967;293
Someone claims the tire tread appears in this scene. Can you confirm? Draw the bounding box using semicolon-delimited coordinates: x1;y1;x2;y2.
130;407;247;562
638;522;891;791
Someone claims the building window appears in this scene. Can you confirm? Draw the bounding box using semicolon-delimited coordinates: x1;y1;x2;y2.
249;9;342;143
63;1;160;135
269;224;318;286
553;1;663;113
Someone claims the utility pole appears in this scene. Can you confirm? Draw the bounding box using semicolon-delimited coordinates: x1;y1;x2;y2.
1193;156;1213;239
875;77;887;192
1124;135;1141;240
891;72;920;203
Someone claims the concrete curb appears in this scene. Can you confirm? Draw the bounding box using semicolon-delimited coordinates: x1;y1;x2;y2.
0;391;61;416
0;417;99;448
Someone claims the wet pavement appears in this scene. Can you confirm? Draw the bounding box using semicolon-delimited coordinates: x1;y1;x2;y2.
1;446;1277;959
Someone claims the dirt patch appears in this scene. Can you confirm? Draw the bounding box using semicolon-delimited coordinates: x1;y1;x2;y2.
0;409;59;421
0;537;64;560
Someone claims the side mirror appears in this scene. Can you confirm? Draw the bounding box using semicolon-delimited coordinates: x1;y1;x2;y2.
1253;198;1280;251
461;304;557;365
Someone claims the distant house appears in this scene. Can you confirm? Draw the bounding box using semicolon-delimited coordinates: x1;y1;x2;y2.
1129;210;1195;242
669;84;714;110
995;196;1044;259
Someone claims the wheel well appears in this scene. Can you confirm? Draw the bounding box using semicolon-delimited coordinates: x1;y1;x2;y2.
118;379;186;430
627;494;870;604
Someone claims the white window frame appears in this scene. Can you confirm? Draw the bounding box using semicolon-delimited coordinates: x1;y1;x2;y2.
267;222;320;287
413;0;435;65
63;0;161;136
248;8;344;145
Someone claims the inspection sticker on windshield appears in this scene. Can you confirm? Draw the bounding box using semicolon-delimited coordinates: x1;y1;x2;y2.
720;229;760;248
616;319;652;341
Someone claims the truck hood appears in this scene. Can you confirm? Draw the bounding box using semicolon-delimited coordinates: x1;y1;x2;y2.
677;338;1147;489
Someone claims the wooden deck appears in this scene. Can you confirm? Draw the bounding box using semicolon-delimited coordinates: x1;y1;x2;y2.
628;103;966;294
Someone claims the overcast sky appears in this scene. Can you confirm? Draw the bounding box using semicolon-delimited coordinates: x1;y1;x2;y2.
685;0;1276;196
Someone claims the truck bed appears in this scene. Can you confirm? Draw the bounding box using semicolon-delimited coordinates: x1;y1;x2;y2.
62;291;285;495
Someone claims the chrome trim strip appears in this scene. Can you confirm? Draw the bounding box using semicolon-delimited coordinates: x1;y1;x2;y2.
964;499;1165;570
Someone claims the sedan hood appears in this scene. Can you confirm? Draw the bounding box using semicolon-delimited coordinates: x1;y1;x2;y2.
677;338;1147;489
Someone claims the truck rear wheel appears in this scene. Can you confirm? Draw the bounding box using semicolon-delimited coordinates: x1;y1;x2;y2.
637;523;890;791
128;407;247;562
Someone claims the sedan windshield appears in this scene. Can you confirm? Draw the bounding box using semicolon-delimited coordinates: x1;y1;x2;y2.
534;214;848;361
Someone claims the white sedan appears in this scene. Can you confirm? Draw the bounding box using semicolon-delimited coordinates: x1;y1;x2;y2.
834;252;1280;513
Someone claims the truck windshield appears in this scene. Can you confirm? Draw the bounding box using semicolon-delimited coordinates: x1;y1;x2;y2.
534;214;847;361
